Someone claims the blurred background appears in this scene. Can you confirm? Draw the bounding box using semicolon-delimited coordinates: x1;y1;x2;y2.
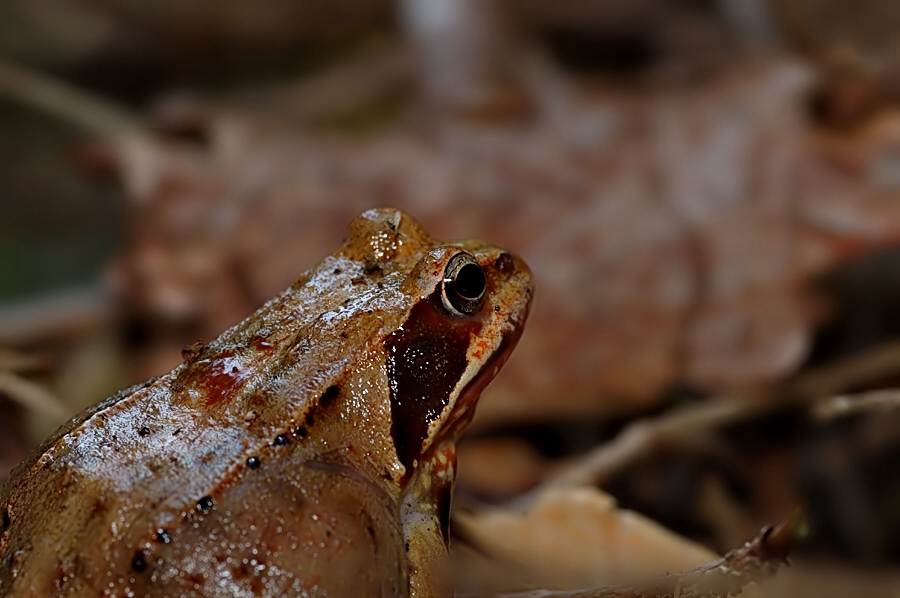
4;0;900;594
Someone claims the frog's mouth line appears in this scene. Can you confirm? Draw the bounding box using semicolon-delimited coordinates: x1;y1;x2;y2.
434;315;527;448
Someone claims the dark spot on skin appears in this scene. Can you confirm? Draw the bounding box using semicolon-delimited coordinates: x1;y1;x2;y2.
366;525;376;540
340;331;349;338
333;268;342;275
132;551;148;571
197;496;214;513
494;305;500;312
155;529;172;544
138;427;150;437
377;282;384;289
385;289;481;474
404;542;410;553
246;456;261;469
2;508;9;530
294;426;307;438
495;252;514;272
305;411;315;426
321;385;340;406
273;434;289;446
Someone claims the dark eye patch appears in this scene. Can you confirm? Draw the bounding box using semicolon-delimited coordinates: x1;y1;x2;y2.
385;292;481;476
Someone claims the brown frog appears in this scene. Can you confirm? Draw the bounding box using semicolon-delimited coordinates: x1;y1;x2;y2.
0;208;532;597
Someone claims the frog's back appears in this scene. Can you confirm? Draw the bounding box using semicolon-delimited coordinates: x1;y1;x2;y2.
0;210;436;596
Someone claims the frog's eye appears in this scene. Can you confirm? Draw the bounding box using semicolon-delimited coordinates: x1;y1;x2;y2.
441;252;486;316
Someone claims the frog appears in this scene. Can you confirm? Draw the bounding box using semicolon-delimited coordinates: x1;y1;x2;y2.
0;208;532;597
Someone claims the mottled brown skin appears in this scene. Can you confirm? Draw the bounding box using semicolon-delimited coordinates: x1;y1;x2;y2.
0;209;532;597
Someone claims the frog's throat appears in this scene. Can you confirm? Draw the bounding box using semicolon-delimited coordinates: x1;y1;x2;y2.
401;440;456;598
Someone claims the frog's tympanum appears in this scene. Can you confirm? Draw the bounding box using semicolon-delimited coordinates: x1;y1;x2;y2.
0;209;532;597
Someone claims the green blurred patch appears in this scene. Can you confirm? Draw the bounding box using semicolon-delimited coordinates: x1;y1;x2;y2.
0;99;126;303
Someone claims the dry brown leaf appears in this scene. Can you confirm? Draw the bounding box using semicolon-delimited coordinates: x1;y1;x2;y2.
465;511;799;598
453;487;715;592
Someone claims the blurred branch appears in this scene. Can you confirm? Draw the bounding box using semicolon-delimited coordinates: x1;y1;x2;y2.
233;42;414;125
0;285;115;345
0;349;51;374
0;372;66;419
533;399;754;494
0;59;148;137
531;339;900;495
813;389;900;420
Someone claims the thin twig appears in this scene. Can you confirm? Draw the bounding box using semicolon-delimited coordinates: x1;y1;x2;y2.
230;43;414;125
812;389;900;420
0;59;147;137
0;372;66;419
530;340;900;495
0;285;114;345
0;349;51;374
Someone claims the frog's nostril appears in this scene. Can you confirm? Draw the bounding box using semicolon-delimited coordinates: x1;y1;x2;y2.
495;252;514;272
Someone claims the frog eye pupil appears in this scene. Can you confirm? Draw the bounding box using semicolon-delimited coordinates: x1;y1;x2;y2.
442;252;486;316
455;263;486;300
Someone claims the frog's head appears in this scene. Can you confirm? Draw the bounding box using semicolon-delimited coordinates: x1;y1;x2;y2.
339;207;531;594
341;208;532;481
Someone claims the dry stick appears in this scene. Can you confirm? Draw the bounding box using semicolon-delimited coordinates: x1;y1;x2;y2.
0;286;114;346
0;349;50;374
0;59;147;137
813;389;900;420
0;372;66;419
531;339;900;496
233;43;414;125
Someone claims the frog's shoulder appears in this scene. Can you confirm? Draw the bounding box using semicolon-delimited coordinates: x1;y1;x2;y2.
3;377;160;492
